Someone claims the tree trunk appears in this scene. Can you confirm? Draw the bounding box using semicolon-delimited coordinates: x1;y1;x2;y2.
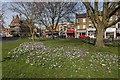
32;32;35;42
95;24;105;49
39;30;41;41
51;31;54;40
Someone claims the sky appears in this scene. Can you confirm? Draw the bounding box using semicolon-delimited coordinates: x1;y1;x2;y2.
1;2;18;28
0;1;116;29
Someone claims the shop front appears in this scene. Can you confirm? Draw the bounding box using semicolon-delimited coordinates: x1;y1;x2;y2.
46;31;59;38
87;28;96;38
76;29;87;38
104;28;116;39
66;30;75;38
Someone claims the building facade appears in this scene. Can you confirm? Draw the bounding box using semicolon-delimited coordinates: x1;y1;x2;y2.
58;23;76;38
76;11;120;39
9;15;30;37
75;13;96;38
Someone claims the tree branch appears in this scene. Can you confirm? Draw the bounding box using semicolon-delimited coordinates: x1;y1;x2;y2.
106;18;120;28
108;2;119;18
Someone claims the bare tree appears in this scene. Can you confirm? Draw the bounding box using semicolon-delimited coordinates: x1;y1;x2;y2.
10;2;39;42
0;2;6;26
36;2;83;39
82;1;120;49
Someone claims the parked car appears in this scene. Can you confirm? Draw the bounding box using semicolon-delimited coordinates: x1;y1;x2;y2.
89;35;96;39
79;36;89;38
6;34;13;37
48;35;59;38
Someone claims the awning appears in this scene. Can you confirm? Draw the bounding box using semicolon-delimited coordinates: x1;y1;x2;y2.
66;30;75;33
106;28;116;32
87;28;96;31
76;29;86;32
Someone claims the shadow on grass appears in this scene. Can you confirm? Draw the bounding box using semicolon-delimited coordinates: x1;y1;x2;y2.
0;57;12;63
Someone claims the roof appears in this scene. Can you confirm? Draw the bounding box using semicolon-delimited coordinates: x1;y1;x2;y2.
14;15;19;23
10;15;20;26
1;25;5;29
76;13;87;18
76;11;103;18
10;16;14;25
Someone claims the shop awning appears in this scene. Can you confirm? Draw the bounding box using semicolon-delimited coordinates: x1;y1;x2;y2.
106;28;116;32
66;30;75;33
87;28;96;31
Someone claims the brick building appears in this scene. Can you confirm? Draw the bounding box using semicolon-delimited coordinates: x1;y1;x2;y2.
9;15;30;36
75;11;120;39
58;23;76;38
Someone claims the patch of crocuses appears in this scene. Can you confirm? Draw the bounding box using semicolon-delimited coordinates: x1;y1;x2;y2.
7;42;119;73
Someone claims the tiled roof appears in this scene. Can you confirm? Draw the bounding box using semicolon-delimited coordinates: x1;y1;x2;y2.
76;11;103;18
14;15;19;23
1;25;5;29
76;13;87;18
10;15;20;26
10;16;14;25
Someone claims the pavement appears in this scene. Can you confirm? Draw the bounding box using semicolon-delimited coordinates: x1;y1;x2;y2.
0;37;20;44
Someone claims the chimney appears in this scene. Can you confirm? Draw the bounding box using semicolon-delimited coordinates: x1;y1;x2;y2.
13;16;14;20
16;15;19;19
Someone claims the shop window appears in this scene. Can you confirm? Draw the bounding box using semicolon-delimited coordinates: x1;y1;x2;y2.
106;32;114;36
80;32;86;36
82;33;86;36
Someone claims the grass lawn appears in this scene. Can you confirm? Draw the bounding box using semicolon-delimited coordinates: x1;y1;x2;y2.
2;38;119;78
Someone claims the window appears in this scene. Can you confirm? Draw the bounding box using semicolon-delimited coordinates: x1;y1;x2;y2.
72;25;74;30
82;33;86;36
110;16;112;20
83;25;86;29
77;25;80;29
80;32;86;36
64;26;66;31
118;24;120;28
77;19;79;23
60;29;63;31
89;24;92;28
68;26;70;30
89;19;91;22
106;32;114;36
59;25;62;31
83;19;86;22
